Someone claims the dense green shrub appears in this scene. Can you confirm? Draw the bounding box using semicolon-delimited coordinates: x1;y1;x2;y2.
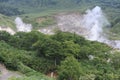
0;31;119;80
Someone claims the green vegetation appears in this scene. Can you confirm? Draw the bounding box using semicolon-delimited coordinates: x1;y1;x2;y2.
58;56;83;80
0;4;24;16
0;0;120;36
0;0;119;16
23;16;56;29
0;14;15;29
0;30;120;80
0;0;120;80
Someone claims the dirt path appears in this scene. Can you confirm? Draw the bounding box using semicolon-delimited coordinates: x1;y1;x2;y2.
0;64;21;80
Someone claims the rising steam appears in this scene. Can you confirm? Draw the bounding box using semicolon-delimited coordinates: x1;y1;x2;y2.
82;6;110;41
56;6;110;42
13;7;120;49
40;6;120;49
82;6;120;49
15;17;32;32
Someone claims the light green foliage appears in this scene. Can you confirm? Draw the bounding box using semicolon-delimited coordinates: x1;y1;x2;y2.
23;16;56;29
110;52;120;70
0;40;54;80
0;31;119;80
62;41;80;56
58;56;83;80
111;22;120;35
0;0;119;18
51;31;76;42
33;37;63;69
0;14;15;29
0;0;120;37
0;31;11;42
9;31;44;50
9;75;54;80
0;0;120;80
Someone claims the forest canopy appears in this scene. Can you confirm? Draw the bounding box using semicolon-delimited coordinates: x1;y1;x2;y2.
0;31;120;80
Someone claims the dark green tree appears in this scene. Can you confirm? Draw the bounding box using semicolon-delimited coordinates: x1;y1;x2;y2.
58;56;83;80
62;40;80;57
0;31;11;42
33;38;64;66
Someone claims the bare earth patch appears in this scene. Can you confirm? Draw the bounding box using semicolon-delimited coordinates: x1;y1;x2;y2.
0;64;21;80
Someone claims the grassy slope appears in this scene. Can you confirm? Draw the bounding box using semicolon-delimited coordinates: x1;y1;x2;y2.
17;0;120;38
0;14;15;29
0;41;54;80
0;1;120;80
0;0;120;37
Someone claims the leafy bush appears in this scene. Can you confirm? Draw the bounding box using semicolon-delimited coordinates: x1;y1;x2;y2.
0;31;119;80
58;56;83;80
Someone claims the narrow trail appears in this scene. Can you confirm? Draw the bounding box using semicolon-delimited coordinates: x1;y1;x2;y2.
0;64;21;80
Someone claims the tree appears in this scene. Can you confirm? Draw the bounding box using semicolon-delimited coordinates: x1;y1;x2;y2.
9;31;41;50
33;38;64;66
58;56;83;80
0;31;11;42
52;31;75;42
62;40;80;57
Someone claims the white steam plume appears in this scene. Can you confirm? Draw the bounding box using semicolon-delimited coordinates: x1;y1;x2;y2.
82;6;110;41
37;6;120;49
56;6;110;42
82;6;120;49
15;17;32;32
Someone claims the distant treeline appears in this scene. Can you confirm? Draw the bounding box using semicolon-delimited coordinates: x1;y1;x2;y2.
0;0;9;2
0;5;24;16
0;0;120;16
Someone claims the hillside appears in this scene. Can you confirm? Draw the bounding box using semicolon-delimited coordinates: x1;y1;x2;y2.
0;14;15;28
1;31;120;80
0;0;120;80
0;0;120;37
0;0;120;16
